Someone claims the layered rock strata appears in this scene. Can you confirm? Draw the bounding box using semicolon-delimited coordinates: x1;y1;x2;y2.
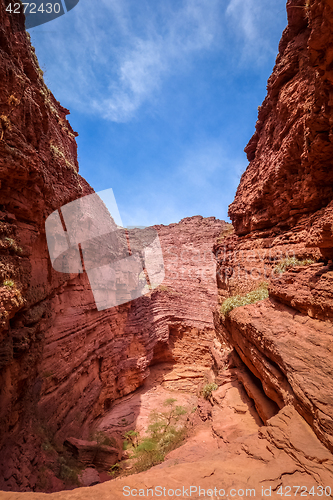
0;2;228;491
229;0;333;243
215;0;333;457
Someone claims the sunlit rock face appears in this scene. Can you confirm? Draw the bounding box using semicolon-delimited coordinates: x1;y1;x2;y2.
215;0;333;459
229;0;333;239
1;0;333;496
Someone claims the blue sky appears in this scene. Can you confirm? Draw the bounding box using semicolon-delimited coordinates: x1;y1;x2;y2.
29;0;287;227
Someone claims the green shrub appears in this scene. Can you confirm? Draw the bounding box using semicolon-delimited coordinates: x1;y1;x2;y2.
127;399;188;474
36;466;49;491
202;383;218;400
90;430;118;448
59;463;78;483
3;279;15;288
108;462;120;476
123;430;139;449
274;257;314;275
57;456;80;485
220;282;269;316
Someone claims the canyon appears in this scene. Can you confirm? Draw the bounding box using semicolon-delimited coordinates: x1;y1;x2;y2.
0;0;333;498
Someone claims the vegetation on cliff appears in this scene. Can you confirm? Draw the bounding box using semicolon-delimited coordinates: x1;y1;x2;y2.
119;399;188;475
220;282;269;316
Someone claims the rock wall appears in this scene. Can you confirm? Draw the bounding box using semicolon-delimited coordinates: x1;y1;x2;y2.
215;0;333;456
2;0;333;495
0;2;228;491
229;0;333;243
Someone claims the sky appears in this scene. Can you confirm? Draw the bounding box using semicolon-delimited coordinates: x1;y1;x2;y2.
29;0;288;227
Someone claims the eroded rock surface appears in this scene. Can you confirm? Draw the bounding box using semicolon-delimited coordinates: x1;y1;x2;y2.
1;0;333;496
214;0;333;472
2;375;333;500
229;0;333;239
0;3;227;492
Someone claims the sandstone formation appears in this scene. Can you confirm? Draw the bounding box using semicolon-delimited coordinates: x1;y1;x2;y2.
2;370;333;500
229;0;333;240
63;438;120;470
214;0;333;464
1;0;333;497
0;1;229;491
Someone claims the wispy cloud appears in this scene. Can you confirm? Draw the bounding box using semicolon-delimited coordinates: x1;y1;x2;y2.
226;0;258;42
115;139;246;227
31;0;222;122
225;0;286;64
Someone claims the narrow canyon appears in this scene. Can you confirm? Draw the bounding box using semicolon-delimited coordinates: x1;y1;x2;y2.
0;0;333;498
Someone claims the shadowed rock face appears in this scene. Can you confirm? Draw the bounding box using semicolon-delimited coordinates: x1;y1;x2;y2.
0;3;229;492
1;0;333;497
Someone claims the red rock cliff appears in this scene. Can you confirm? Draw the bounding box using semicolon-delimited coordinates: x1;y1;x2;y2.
2;0;333;496
229;0;333;247
0;2;229;491
215;0;333;457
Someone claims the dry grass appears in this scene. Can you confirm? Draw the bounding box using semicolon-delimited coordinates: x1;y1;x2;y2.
50;144;77;171
0;115;11;140
217;225;235;244
8;95;19;106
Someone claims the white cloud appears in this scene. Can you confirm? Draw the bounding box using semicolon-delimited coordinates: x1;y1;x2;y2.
31;0;222;122
113;139;246;227
92;37;167;121
226;0;257;42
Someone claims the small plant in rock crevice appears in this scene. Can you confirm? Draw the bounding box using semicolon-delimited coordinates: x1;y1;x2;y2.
108;462;120;476
217;225;235;244
2;237;22;254
50;143;77;171
202;383;218;400
3;279;15;288
220;282;269;316
274;257;314;275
